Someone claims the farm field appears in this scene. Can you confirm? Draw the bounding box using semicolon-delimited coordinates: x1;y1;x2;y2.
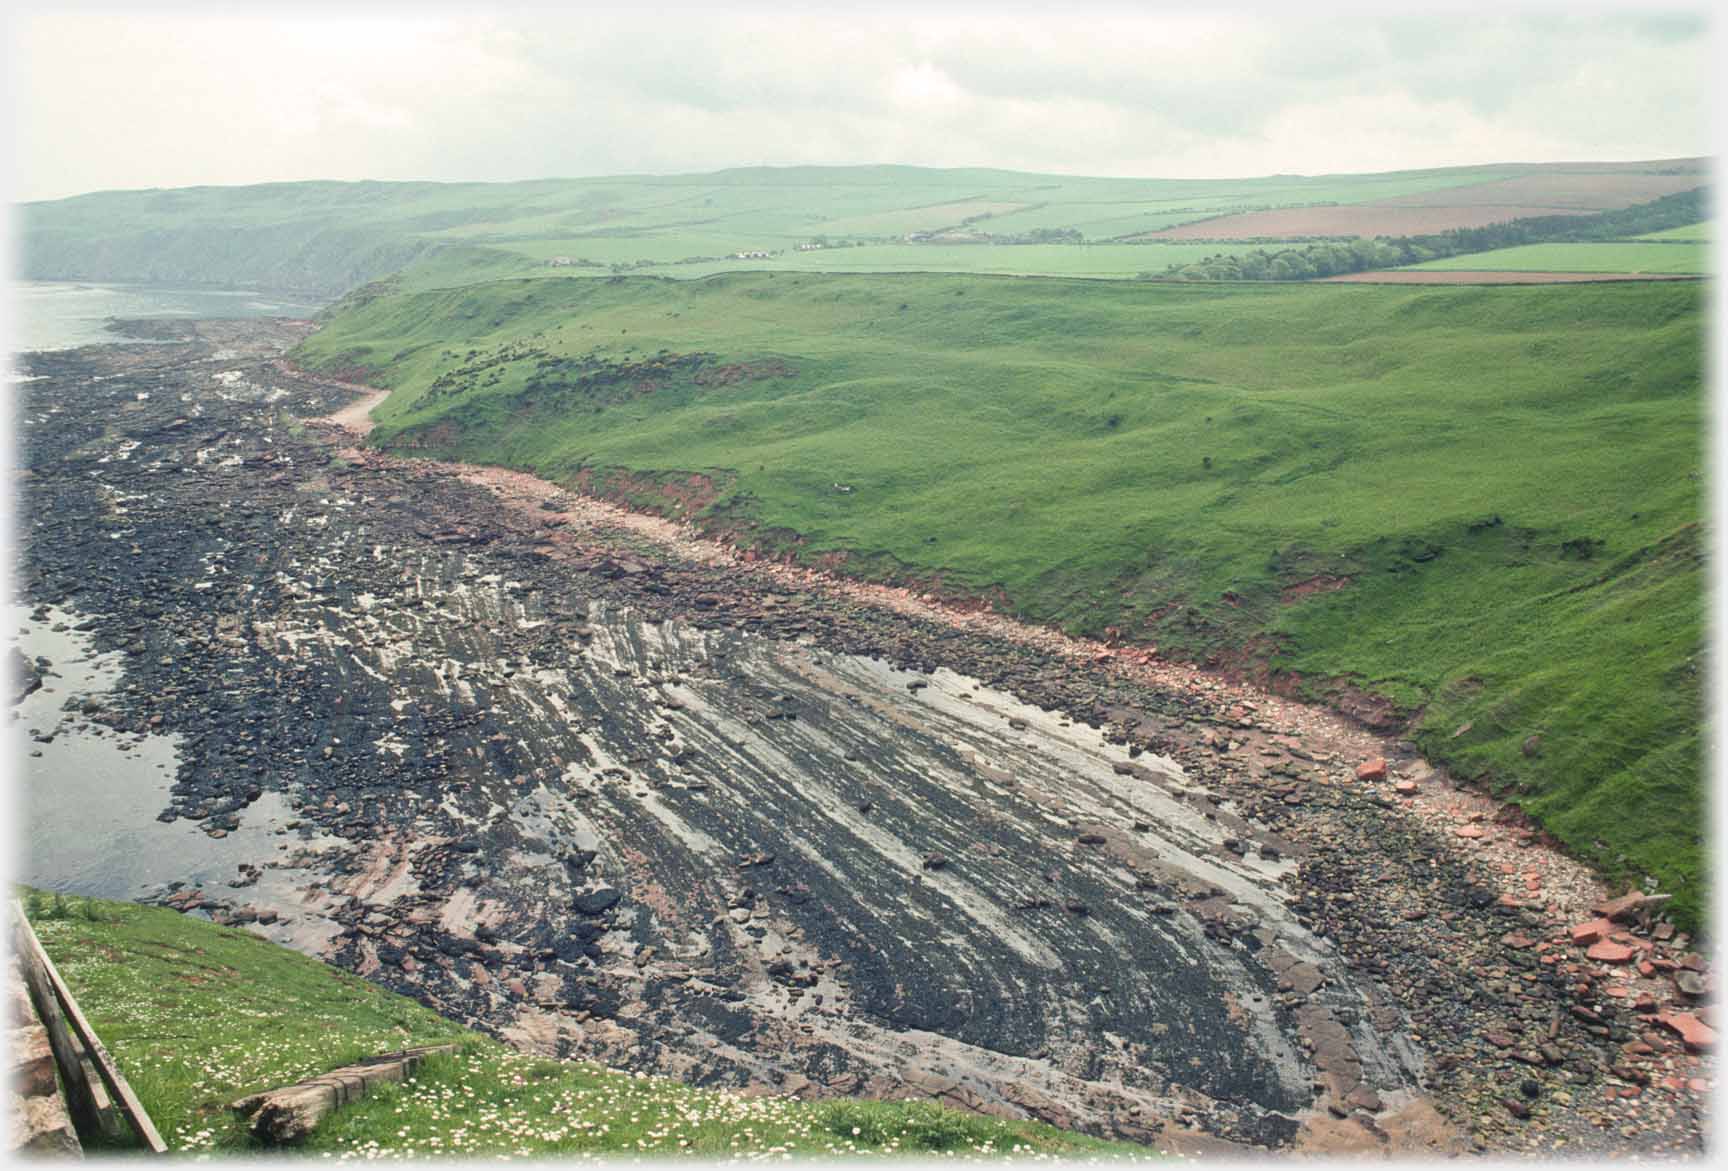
23;891;1132;1158
488;239;1274;281
296;271;1706;920
22;158;1705;293
1149;164;1706;240
1370;170;1705;211
1324;270;1701;285
1149;203;1598;240
1406;241;1708;274
1633;221;1710;241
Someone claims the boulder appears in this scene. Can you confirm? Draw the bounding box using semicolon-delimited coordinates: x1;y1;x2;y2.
1354;758;1387;782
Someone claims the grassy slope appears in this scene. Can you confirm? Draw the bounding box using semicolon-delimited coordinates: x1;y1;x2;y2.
21;161;1590;294
295;272;1706;922
1408;241;1708;274
1634;222;1710;241
20;890;1138;1159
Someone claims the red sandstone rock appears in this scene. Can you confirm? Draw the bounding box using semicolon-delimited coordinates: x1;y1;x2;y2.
1586;940;1637;964
1355;757;1387;782
1657;1013;1716;1051
1593;891;1670;921
1571;918;1615;946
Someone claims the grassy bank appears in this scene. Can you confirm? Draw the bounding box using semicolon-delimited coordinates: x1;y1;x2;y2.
295;271;1706;924
20;890;1140;1158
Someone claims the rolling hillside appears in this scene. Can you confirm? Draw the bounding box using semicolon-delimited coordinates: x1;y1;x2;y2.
18;159;1710;922
294;271;1706;922
19;158;1705;296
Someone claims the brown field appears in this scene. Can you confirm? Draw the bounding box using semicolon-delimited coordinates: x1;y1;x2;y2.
1322;269;1705;285
1371;171;1706;211
1147;204;1594;240
1147;165;1708;241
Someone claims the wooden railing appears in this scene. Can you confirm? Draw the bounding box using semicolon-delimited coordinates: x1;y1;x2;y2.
11;900;168;1153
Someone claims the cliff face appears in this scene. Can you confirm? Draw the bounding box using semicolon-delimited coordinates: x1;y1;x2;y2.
20;216;431;297
15;180;484;295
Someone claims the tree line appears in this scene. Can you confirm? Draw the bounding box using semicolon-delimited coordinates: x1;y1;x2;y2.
1145;186;1707;282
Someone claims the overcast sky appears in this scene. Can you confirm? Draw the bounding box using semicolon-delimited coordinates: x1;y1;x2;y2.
5;3;1714;203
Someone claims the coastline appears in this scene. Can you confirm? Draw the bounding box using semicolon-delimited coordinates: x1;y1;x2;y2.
10;319;1712;1156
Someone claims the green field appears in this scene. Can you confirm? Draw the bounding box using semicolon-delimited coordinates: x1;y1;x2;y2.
296;271;1705;923
21;890;1139;1158
485;239;1273;281
1633;221;1709;241
1407;241;1708;274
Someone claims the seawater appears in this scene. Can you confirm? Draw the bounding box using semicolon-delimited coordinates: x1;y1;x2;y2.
9;281;327;897
8;279;323;357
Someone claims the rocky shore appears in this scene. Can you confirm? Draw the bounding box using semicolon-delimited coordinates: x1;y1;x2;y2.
11;318;1712;1156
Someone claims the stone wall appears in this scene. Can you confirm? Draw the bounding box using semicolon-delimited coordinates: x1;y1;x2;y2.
7;958;80;1156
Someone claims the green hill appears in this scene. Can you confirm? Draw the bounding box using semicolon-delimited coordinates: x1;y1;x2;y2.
295;270;1706;923
19;161;1625;295
21;890;1139;1158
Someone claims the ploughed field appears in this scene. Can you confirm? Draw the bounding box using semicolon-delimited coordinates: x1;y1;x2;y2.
1149;168;1706;240
16;321;1712;1155
296;272;1706;926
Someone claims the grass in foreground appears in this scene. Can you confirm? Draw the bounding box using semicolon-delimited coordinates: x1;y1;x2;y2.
20;890;1142;1159
295;272;1705;925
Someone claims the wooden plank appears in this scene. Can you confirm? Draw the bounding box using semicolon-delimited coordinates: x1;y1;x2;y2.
12;901;169;1153
78;1049;124;1140
12;912;105;1140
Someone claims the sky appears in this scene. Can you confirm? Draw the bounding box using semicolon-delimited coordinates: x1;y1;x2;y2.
3;3;1716;202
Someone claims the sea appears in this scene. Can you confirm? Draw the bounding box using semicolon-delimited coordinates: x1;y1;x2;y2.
8;279;323;355
8;280;326;897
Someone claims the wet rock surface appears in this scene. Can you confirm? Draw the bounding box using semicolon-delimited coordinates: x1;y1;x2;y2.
11;319;1710;1156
